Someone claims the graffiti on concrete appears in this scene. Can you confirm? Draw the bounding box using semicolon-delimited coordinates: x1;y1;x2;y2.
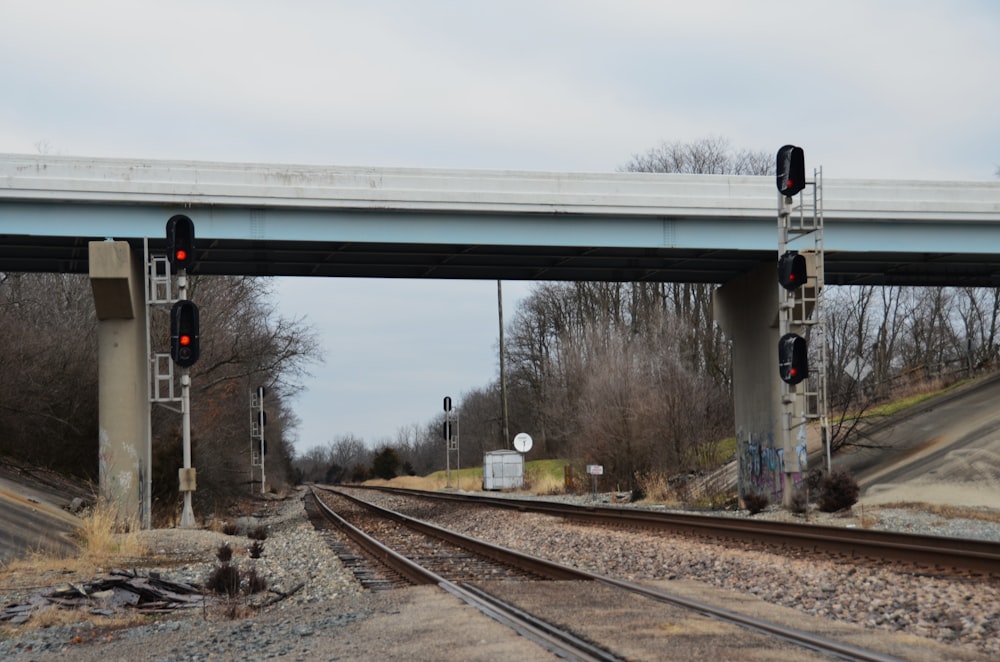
737;429;806;503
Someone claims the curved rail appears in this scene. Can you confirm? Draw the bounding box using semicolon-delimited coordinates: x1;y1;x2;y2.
312;486;904;662
308;487;620;661
313;486;593;581
354;485;1000;575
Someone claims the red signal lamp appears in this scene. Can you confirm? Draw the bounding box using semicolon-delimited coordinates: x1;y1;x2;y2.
776;145;806;197
778;251;807;291
170;299;200;367
778;333;808;385
166;214;195;273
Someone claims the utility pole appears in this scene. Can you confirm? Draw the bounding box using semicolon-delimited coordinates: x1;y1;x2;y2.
498;280;510;449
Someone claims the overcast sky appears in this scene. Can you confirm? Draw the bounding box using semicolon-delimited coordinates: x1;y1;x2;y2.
3;1;999;453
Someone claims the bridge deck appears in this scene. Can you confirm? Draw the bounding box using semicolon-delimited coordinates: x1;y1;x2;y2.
2;154;999;285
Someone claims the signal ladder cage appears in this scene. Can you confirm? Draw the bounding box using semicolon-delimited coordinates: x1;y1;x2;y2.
778;169;833;472
250;390;265;468
144;240;182;406
141;239;184;530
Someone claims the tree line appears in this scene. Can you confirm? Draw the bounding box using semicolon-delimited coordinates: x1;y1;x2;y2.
298;285;999;493
0;271;318;521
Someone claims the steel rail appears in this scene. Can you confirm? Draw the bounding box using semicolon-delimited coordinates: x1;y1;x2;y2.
313;485;592;582
308;487;619;661
308;487;438;587
356;485;1000;575
457;583;627;662
595;575;902;662
314;486;905;662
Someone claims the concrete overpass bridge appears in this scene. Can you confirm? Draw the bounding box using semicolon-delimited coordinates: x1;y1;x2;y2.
3;153;1000;523
3;153;1000;285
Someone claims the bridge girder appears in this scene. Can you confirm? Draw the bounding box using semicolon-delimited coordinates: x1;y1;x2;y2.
2;154;1000;287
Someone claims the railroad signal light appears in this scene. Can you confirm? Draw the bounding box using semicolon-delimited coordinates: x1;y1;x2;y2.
170;299;200;368
166;214;196;273
443;420;452;441
778;251;808;291
779;332;808;385
776;145;806;198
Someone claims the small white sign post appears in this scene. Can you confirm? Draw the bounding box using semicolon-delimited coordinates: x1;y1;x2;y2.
586;464;603;496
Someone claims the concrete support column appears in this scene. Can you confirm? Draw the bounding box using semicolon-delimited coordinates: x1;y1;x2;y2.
714;261;801;507
89;241;149;526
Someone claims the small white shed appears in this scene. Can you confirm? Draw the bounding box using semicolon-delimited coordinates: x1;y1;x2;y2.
482;450;524;491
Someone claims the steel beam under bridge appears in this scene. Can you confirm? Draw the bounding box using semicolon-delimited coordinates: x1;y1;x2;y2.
2;154;1000;286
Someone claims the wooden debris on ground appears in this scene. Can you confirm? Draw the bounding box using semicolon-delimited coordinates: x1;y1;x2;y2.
1;568;205;625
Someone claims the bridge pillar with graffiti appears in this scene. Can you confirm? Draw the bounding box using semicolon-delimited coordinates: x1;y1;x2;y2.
714;261;799;505
736;430;808;505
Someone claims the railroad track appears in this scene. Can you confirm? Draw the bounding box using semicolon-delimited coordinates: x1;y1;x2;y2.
352;485;1000;577
309;485;909;661
310;487;624;661
309;487;584;586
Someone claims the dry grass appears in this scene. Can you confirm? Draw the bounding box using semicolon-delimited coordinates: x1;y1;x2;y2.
633;471;683;506
365;474;450;490
0;503;154;638
842;376;967;421
76;498;148;562
856;503;879;528
524;471;564;495
24;604;147;630
0;606;148;643
0;497;152;623
364;463;571;496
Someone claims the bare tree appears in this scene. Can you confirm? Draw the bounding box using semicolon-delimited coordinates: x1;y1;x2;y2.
620;136;771;176
157;275;322;509
619;137;771;390
328;434;369;476
0;273;98;477
954;287;1000;370
823;283;1000;456
293;445;334;483
503;276;734;489
555;307;732;489
0;271;320;516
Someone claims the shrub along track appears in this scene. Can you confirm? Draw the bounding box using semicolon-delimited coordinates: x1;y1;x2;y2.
310;485;928;662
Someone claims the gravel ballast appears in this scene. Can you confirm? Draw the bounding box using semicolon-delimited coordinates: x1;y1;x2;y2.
352;489;1000;658
1;487;998;659
0;492;368;661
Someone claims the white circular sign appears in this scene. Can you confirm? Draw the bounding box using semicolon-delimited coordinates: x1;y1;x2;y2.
513;432;533;453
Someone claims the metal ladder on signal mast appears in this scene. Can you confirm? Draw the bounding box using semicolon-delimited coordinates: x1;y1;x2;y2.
777;168;832;475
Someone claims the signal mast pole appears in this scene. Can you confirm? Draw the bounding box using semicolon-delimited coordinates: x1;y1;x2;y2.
167;214;199;528
177;271;195;528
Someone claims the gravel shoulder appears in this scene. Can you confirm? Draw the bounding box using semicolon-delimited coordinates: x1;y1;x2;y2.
2;486;999;660
0;489;558;661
